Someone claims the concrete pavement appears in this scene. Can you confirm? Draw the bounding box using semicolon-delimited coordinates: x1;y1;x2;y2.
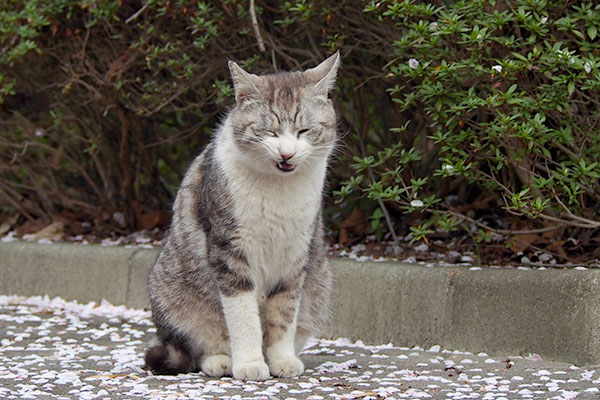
1;295;599;400
1;241;600;366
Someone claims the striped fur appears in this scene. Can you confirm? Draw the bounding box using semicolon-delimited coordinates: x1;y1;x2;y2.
145;52;340;380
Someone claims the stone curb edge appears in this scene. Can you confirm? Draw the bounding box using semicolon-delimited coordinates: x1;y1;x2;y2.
1;241;598;365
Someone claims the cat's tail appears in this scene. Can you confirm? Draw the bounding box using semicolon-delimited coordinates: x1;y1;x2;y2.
144;336;194;375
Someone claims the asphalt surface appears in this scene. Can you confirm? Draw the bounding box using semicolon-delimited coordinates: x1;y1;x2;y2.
0;295;599;400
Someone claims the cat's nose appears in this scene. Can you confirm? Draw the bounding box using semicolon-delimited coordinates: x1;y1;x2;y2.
280;150;295;161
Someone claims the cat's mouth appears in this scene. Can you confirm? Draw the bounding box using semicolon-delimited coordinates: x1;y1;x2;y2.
276;160;296;172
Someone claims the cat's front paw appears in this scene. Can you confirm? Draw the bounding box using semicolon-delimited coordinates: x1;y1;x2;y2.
232;360;270;381
268;356;304;378
201;354;232;378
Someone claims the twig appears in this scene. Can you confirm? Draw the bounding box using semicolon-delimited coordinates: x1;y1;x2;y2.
305;31;323;61
373;173;401;254
271;49;278;72
464;168;600;229
446;209;564;235
0;184;35;221
80;28;90;68
553;194;600;228
536;211;599;229
565;213;600;227
151;86;188;114
249;0;266;52
354;73;389;90
125;3;148;24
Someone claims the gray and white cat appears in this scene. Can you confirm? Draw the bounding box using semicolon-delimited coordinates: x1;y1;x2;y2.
144;52;340;381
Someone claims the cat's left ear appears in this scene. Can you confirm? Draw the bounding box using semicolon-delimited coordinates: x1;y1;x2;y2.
228;61;262;104
304;51;340;98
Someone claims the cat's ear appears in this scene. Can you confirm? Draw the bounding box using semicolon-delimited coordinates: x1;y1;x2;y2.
304;51;340;98
228;61;262;104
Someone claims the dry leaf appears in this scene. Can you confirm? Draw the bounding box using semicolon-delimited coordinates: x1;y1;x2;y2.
508;233;538;254
341;208;368;234
22;221;65;241
34;310;55;315
16;219;48;237
85;374;140;380
0;213;19;236
70;220;90;235
137;210;170;230
545;240;567;259
352;392;380;399
541;225;563;239
472;193;496;210
339;227;349;245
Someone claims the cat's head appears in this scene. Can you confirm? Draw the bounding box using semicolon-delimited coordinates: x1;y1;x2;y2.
226;52;340;176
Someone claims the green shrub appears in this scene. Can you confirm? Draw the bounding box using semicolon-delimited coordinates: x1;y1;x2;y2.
336;0;600;246
0;0;397;233
2;0;599;258
0;0;268;229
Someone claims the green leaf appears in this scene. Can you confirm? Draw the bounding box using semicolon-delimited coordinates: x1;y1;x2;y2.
588;25;597;40
568;80;575;95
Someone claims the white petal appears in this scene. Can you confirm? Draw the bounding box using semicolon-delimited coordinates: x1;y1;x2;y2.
410;199;424;207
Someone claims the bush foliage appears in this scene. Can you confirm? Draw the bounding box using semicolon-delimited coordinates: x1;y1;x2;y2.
1;0;599;259
1;0;397;233
337;0;600;244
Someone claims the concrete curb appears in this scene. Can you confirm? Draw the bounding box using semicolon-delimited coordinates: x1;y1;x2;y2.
1;241;598;366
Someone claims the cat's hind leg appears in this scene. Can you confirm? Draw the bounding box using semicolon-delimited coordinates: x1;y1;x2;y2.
194;318;233;378
145;303;232;377
294;326;311;354
145;330;233;378
184;310;233;378
296;255;332;353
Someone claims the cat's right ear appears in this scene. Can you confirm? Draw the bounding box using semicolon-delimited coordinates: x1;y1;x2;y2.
228;61;262;104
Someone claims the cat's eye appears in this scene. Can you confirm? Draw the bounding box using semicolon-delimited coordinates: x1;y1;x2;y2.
266;130;278;137
297;128;310;137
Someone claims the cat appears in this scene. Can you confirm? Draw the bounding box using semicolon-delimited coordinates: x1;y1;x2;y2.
144;52;340;381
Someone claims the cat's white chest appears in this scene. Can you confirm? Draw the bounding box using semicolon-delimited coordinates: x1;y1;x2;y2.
214;123;330;296
230;170;321;288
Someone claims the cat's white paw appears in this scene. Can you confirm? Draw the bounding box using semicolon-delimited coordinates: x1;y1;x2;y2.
201;354;232;378
268;356;304;378
232;360;270;381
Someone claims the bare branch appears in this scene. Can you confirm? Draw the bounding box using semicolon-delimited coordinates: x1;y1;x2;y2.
125;3;148;24
249;0;266;52
446;209;564;235
553;195;600;228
